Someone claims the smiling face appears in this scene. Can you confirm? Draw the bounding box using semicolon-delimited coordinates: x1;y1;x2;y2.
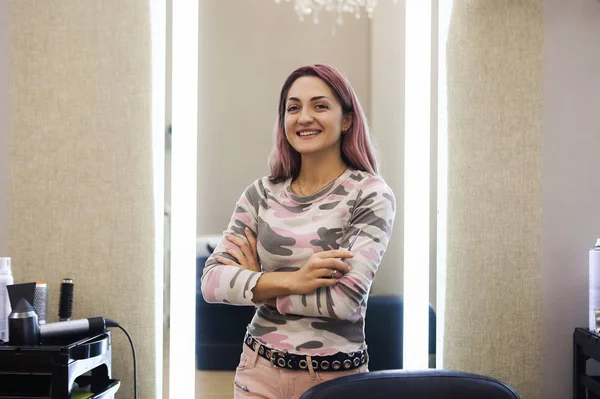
284;76;352;159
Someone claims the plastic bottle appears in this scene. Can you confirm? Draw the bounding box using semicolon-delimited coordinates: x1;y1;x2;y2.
0;257;13;342
589;240;600;333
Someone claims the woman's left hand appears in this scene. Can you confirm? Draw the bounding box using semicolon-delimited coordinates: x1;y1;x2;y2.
215;227;261;273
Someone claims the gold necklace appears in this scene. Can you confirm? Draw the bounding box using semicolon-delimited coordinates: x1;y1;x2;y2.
297;169;347;196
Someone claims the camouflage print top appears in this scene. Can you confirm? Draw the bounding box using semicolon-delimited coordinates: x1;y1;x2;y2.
201;168;396;355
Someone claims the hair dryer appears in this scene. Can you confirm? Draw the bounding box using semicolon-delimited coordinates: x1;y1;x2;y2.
8;298;117;345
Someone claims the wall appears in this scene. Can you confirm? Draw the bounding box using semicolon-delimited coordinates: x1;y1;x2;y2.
370;2;406;297
8;2;155;398
542;0;600;397
444;2;543;398
0;1;8;255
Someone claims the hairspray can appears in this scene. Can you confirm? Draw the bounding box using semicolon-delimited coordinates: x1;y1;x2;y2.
589;239;600;332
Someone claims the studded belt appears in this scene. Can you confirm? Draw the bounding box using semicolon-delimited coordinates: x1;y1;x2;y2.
244;332;368;372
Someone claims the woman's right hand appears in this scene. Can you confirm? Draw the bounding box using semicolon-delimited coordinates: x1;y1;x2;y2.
288;250;354;295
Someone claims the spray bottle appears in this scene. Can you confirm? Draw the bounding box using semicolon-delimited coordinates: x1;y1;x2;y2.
589;240;600;333
0;257;13;342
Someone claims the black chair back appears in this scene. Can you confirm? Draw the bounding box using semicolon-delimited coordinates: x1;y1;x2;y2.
299;370;520;399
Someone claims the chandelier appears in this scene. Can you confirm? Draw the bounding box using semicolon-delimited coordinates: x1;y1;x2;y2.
275;0;394;29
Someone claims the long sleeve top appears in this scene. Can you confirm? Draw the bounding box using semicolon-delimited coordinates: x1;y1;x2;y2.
201;168;396;355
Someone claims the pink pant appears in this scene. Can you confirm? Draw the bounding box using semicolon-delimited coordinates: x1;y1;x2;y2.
233;343;369;399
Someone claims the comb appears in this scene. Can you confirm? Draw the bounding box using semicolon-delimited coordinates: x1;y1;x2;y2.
347;228;362;251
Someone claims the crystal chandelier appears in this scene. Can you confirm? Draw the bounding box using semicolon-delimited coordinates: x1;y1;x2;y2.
275;0;394;29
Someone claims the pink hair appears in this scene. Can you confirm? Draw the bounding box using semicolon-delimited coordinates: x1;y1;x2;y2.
268;64;379;182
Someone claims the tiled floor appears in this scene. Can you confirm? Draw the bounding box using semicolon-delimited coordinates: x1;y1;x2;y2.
195;371;235;399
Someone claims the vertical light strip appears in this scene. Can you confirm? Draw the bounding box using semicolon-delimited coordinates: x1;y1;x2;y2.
436;0;453;369
150;0;166;396
403;0;432;370
170;0;198;397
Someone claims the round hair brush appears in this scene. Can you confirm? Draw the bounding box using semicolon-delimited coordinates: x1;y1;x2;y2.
58;278;74;321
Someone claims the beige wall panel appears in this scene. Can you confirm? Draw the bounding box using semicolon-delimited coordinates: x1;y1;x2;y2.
0;1;8;255
8;1;155;398
444;2;543;398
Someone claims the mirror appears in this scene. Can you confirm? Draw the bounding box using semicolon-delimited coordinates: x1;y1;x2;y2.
164;0;446;397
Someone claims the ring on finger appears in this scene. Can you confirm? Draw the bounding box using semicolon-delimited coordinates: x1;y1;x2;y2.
331;269;337;279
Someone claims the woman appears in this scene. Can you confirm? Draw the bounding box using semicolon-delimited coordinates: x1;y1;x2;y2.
201;64;396;398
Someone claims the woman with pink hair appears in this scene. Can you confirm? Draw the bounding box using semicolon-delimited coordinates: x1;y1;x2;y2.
201;64;396;398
